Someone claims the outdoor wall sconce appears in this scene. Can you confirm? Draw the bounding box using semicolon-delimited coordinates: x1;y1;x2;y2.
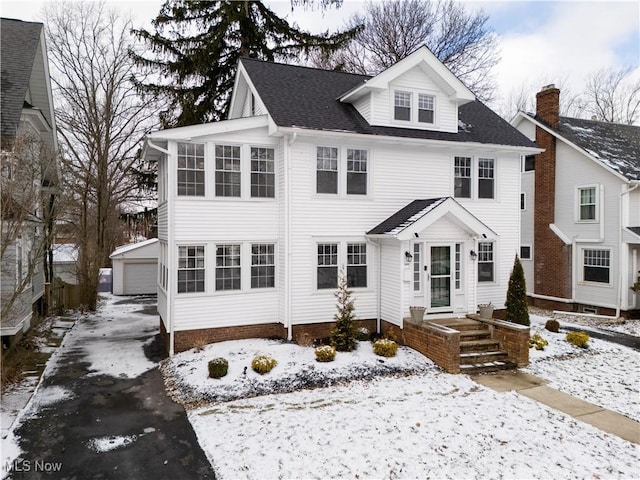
414;232;420;238
405;251;413;263
470;250;478;261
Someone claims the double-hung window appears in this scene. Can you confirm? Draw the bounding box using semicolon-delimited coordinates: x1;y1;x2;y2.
317;147;338;194
251;244;275;288
578;186;597;221
454;157;472;198
216;244;241;291
394;91;411;121
178;246;205;293
418;94;434;123
583;249;610;283
317;243;338;289
347;243;367;288
478;158;495;199
215;145;241;197
477;242;494;282
346;149;367;195
177;142;205;196
250;147;275;198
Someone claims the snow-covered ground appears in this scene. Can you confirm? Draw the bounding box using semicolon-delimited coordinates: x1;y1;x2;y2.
168;312;640;479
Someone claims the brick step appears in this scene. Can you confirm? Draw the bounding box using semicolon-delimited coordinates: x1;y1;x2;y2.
460;339;502;353
435;319;487;332
459;360;518;375
460;350;509;365
459;329;492;341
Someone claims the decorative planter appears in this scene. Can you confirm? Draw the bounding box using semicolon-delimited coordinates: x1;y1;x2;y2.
410;306;426;322
478;304;494;319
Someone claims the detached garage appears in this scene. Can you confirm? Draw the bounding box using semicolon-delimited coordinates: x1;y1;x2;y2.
110;239;159;295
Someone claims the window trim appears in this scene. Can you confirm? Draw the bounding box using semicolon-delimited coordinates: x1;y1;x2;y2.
250;243;275;289
576;184;599;223
391;89;439;127
454;156;472;199
177;244;206;294
520;245;532;260
250;146;275;199
581;248;611;285
314;239;370;292
314;146;371;198
477;242;495;283
453;155;497;201
214;144;242;198
346;242;367;288
477;158;495;199
215;243;242;291
176;141;206;197
418;93;435;124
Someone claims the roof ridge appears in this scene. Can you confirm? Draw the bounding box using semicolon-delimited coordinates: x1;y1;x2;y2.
560;115;640;130
240;57;372;80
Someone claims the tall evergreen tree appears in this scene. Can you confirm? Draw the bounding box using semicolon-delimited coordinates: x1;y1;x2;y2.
505;254;530;326
132;0;359;127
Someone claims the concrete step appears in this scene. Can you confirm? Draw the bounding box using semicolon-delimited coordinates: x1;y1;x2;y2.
435;318;487;332
460;339;502;353
460;360;517;375
460;350;509;365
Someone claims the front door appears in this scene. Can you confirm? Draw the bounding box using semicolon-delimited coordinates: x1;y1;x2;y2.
428;245;452;312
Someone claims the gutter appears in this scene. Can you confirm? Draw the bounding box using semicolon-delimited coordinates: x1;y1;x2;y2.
285;132;297;341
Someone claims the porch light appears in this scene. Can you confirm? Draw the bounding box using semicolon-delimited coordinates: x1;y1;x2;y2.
404;251;413;263
470;250;478;261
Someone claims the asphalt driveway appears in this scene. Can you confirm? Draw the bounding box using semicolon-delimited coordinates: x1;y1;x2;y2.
6;295;213;479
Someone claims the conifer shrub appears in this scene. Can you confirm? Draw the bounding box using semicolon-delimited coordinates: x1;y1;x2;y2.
373;338;398;357
314;345;336;362
545;319;560;333
566;331;590;348
251;354;277;374
355;327;371;341
330;270;358;352
208;357;229;379
505;255;530;326
529;332;549;350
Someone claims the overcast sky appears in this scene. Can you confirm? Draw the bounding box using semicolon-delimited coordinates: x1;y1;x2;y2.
1;0;638;115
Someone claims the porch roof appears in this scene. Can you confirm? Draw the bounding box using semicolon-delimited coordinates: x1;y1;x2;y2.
366;197;496;241
624;227;640;243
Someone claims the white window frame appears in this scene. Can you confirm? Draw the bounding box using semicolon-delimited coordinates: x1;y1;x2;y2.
250;147;275;198
314;239;370;291
576;184;599;223
394;90;412;122
520;245;532;260
346;242;367;288
477;242;495;283
454;156;472;199
177;245;206;294
215;144;242;198
582;248;611;285
413;243;422;293
454;243;462;290
453;156;497;201
215;244;242;291
478;158;495;199
177;142;205;197
392;89;438;127
314;146;371;198
250;243;275;289
418;93;435;124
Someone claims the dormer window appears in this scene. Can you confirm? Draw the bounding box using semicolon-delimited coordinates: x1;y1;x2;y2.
418;94;434;123
394;91;412;121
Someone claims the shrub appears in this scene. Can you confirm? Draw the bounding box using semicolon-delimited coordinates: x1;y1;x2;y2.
545;319;560;333
314;345;336;362
505;254;530;326
208;357;229;379
355;327;370;342
330;270;358;352
529;332;549;350
373;338;398;357
251;354;277;374
566;331;590;348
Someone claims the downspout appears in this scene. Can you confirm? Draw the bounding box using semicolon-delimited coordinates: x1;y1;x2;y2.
617;182;639;317
285;132;297;341
366;238;381;333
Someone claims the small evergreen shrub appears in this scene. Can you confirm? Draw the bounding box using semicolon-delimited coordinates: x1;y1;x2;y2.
314;345;336;362
505;255;530;326
355;327;371;341
545;319;560;333
208;357;229;379
529;332;549;350
373;338;398;357
251;354;277;374
566;331;590;348
330;270;358;352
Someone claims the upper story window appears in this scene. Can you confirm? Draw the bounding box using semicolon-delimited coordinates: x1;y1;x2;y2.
418;94;434;123
215;145;241;197
177;142;205;196
478;158;495;199
394;91;412;121
346;149;367;195
178;245;205;293
250;147;275;198
454;156;471;198
316;146;338;194
578;186;597;221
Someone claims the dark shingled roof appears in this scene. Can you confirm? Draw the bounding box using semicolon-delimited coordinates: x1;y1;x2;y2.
628;227;640;236
1;18;43;144
241;58;536;149
533;114;640;182
367;198;447;235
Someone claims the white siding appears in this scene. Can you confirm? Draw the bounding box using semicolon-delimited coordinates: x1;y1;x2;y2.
353;93;371;123
158;289;168;329
521;170;535;291
380;240;402;325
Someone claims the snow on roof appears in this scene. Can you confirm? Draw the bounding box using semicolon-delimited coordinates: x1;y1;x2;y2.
109;238;158;258
52;243;78;263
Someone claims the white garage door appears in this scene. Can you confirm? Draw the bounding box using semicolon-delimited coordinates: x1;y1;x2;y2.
123;262;157;295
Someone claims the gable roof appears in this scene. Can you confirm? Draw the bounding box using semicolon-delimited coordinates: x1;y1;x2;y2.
240;58;536;149
367;197;496;240
110;238;159;259
0;18;45;144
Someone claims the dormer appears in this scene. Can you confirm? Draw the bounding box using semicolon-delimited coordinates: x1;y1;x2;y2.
339;46;475;134
228;61;267;119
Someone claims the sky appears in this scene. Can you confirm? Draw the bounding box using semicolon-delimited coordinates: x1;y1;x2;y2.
1;0;638;114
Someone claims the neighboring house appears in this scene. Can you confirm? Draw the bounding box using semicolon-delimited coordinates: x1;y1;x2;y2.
52;243;79;285
1;18;58;349
110;238;159;295
143;47;540;355
512;85;640;317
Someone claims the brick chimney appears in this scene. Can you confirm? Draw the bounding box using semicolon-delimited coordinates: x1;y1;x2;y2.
535;84;560;129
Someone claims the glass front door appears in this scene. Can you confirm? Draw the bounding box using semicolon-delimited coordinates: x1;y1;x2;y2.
429;245;452;310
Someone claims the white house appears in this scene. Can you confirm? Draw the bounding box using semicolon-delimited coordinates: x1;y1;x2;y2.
512;86;640;317
143;47;540;355
110;238;159;295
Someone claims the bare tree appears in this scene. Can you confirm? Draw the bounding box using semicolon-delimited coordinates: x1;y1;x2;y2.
44;1;157;310
311;0;499;101
1;133;58;323
584;67;640;125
